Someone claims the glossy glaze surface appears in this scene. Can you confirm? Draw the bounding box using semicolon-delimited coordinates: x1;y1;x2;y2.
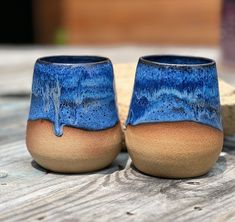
126;55;223;131
28;56;119;136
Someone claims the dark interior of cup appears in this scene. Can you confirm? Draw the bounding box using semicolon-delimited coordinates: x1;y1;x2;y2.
39;56;108;64
142;55;214;66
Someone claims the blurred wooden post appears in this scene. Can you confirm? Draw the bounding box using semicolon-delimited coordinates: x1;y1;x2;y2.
33;0;63;44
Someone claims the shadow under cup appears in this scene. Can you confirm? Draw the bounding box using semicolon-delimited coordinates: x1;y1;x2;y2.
26;56;122;173
125;55;224;178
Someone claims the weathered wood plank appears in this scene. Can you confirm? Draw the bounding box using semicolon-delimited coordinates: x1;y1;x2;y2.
0;133;235;222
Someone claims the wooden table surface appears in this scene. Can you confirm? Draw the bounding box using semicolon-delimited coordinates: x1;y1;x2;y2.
0;46;235;222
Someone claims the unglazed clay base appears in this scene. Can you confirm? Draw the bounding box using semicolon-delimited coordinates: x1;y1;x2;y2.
26;120;123;173
125;122;223;178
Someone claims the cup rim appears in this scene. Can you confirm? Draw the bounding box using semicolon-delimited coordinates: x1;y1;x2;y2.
140;55;216;67
36;55;111;66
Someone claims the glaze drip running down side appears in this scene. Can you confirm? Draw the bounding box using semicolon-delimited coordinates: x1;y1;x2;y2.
28;56;119;136
126;55;223;131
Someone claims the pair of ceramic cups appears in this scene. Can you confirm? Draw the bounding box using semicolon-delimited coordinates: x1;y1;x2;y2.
26;55;223;178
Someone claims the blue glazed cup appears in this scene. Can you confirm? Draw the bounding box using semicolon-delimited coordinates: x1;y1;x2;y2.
26;55;123;173
125;55;224;178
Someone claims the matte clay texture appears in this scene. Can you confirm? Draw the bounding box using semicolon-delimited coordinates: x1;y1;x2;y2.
28;56;119;136
126;55;222;131
26;120;123;173
126;122;223;178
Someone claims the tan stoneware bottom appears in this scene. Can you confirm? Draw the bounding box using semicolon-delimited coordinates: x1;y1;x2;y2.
125;122;224;178
26;120;123;173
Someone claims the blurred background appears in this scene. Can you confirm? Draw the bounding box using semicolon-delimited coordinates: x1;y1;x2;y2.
0;0;222;45
0;0;235;92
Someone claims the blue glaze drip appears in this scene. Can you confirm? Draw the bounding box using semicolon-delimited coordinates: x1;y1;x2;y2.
126;55;223;131
28;56;119;136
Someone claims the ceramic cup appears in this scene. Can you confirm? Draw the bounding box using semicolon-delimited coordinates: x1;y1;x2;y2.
26;55;123;173
125;55;224;178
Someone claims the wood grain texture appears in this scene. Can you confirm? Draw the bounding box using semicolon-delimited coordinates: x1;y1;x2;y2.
0;47;235;221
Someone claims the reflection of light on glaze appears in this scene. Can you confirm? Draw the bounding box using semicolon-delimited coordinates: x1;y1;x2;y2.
37;79;62;136
51;80;61;136
43;84;50;113
28;57;119;137
135;87;206;103
126;56;223;131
